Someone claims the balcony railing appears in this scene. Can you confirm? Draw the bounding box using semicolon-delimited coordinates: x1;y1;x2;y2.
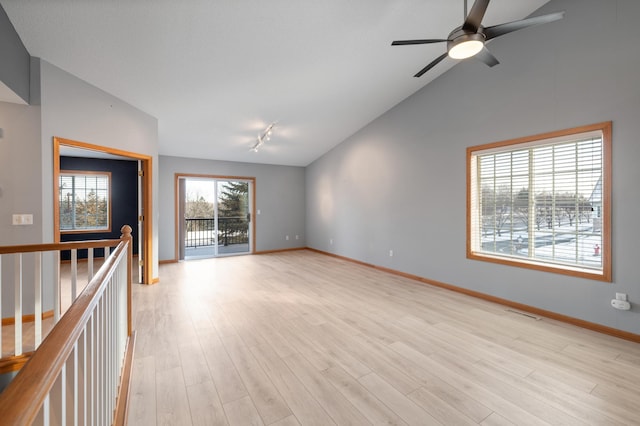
185;217;249;248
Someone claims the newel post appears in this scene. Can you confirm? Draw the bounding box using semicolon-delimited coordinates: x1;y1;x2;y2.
120;225;133;337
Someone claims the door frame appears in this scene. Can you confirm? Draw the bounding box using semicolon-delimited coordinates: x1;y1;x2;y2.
53;137;154;285
174;173;256;260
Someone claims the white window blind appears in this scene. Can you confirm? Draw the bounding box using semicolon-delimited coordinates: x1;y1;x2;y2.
468;123;610;280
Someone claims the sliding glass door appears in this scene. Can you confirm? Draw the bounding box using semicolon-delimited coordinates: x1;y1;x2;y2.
180;177;252;259
216;180;250;255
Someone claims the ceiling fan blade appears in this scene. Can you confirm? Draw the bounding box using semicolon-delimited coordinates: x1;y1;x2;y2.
462;0;490;32
414;52;448;78
474;46;499;67
484;11;565;40
392;39;447;46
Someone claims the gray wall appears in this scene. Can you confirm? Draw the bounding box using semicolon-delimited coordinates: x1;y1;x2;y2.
306;0;640;334
38;59;160;279
0;101;42;317
0;5;29;103
0;101;41;244
159;155;305;260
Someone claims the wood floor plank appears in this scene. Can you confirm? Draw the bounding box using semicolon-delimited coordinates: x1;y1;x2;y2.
521;369;638;425
415;376;493;424
364;337;493;423
127;355;157;425
358;372;440;425
221;333;293;424
224;395;265;426
282;352;373;426
249;343;336;426
221;301;270;348
407;387;479;426
388;341;550;426
481;412;517;426
269;415;301;426
290;318;372;379
430;352;590;426
179;340;212;387
156;366;192;426
322;366;408;426
267;314;336;372
186;380;228;426
199;330;248;404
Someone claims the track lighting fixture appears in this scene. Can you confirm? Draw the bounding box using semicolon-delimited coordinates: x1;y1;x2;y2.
251;122;276;152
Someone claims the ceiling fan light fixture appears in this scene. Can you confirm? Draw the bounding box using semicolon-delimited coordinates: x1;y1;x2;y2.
448;34;484;59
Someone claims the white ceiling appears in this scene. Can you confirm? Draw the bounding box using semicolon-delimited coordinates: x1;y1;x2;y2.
2;0;549;166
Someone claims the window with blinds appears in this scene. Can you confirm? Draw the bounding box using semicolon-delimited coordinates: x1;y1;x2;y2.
467;122;611;281
59;171;111;232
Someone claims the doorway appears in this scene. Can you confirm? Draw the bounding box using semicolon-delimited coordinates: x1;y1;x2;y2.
176;175;255;260
53;137;153;284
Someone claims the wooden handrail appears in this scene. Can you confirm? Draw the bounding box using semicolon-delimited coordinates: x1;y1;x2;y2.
0;238;122;255
0;225;133;425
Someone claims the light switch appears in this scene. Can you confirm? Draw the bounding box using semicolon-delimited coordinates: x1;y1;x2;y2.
12;214;33;225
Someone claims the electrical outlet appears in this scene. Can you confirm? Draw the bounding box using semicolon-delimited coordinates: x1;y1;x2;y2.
389;250;394;257
330;238;333;245
286;235;289;241
611;299;631;310
295;235;299;240
616;293;628;301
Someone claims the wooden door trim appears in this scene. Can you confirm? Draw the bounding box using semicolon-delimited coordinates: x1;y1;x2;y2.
53;137;154;285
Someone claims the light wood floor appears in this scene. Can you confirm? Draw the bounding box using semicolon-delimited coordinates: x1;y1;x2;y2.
127;250;640;426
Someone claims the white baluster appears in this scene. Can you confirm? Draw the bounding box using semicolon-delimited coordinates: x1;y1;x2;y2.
98;299;104;424
95;305;101;426
88;315;95;425
61;363;66;426
71;249;78;300
73;342;78;426
35;252;42;346
110;279;116;412
87;247;94;283
43;394;50;426
54;251;61;322
14;254;23;356
82;329;87;426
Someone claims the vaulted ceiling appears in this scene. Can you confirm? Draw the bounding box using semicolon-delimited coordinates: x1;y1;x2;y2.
1;0;549;166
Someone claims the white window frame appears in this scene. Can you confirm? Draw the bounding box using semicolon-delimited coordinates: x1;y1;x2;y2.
59;171;112;233
467;122;611;282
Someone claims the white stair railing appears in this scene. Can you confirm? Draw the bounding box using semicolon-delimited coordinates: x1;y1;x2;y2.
0;240;121;363
0;225;134;425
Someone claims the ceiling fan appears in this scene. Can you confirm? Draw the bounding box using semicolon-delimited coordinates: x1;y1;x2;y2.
392;0;564;77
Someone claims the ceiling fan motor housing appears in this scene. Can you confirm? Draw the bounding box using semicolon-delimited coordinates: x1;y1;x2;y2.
447;27;486;59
